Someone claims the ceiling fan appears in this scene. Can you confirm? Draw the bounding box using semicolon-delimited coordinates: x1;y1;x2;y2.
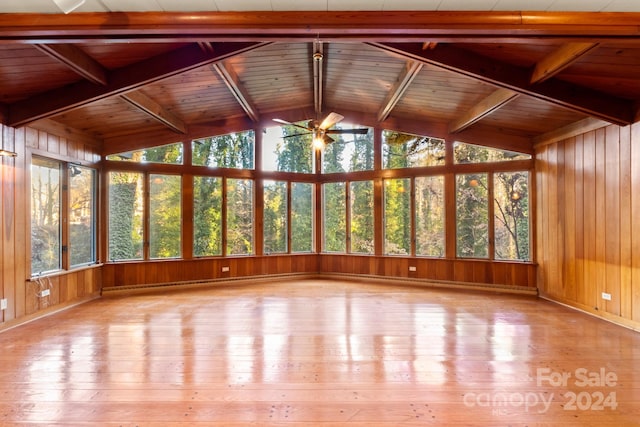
273;112;369;148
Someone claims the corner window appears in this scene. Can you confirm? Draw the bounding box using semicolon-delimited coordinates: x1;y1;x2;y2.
69;165;97;267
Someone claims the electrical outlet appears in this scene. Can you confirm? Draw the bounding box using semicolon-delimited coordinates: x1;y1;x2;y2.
409;266;417;272
40;289;51;297
602;292;612;301
221;266;230;273
0;299;7;310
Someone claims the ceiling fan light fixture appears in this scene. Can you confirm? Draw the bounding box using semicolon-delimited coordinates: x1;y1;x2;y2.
312;131;325;150
53;0;85;14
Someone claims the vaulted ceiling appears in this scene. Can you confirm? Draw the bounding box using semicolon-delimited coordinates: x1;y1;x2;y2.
1;4;640;155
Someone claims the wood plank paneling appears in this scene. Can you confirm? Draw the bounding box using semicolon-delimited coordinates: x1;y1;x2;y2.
0;123;101;331
536;122;640;330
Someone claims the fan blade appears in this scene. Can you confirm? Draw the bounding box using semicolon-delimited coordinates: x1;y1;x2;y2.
323;134;335;144
325;128;369;135
282;132;311;139
319;112;344;130
273;118;312;131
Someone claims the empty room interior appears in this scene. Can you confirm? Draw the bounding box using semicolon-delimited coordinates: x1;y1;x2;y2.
2;0;640;425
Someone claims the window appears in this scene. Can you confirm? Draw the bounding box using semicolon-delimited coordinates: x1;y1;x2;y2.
384;178;411;255
31;158;97;275
226;179;254;255
349;180;374;254
263;180;288;254
494;171;530;261
291;182;314;253
193;131;254;169
193;176;223;257
149;174;182;259
31;157;61;274
106;142;183;164
383;130;445;169
454;142;531;164
69;165;97;267
262;125;313;173
322;124;373;173
456;174;489;258
108;171;144;261
323;182;346;252
415;176;445;257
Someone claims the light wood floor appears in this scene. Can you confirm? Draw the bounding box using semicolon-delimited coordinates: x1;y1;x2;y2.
1;279;639;426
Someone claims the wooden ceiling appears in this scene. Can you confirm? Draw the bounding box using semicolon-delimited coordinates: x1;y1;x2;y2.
1;10;640;155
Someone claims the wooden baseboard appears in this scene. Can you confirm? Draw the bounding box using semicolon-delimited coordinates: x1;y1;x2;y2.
539;293;640;332
0;292;101;334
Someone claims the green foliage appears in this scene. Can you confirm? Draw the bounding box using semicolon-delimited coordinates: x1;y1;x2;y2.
456;174;489;258
350;180;374;254
227;179;254;255
193;131;255;169
415;176;445;257
383;130;445;169
494;172;530;261
108;173;143;260
274;125;313;173
193;176;222;257
323;182;346;252
149;174;181;258
291;182;314;253
263;180;287;253
384;178;411;255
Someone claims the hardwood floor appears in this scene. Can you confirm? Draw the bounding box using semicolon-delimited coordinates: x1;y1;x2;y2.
1;279;639;426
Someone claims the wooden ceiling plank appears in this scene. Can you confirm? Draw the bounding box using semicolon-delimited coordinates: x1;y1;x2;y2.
121;91;187;134
448;88;519;133
371;42;634;126
530;42;599;84
377;61;423;122
34;43;108;86
8;42;267;127
211;61;260;122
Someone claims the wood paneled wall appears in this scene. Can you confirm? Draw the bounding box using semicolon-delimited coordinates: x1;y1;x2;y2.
102;254;535;291
0;124;102;330
536;122;640;330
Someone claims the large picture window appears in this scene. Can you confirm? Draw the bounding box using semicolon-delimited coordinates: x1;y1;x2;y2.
349;180;374;254
494;171;530;261
108;171;144;261
263;180;288;254
456;173;489;258
323;182;346;252
384;178;411;255
31;158;98;275
69;165;97;267
291;182;314;253
31;158;61;275
193;131;254;169
383;130;445;169
226;179;254;255
193;176;223;257
322;124;373;173
149;174;182;259
415;176;445;257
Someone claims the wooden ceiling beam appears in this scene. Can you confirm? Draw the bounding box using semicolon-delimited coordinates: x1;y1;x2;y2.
34;43;108;86
530;42;599;84
121;91;187;134
371;42;634;126
448;88;519;133
7;42;266;127
377;61;423;122
212;61;259;122
2;12;640;43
